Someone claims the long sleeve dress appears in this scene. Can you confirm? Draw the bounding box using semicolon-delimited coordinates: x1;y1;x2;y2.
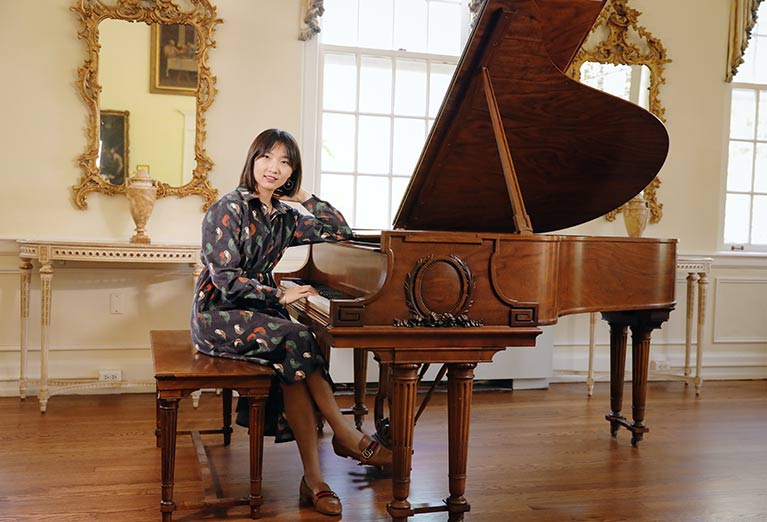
190;185;352;442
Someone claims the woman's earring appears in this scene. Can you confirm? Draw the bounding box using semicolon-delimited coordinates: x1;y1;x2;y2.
282;178;295;191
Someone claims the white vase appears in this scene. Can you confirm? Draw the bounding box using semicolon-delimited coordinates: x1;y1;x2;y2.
126;165;157;244
623;194;650;238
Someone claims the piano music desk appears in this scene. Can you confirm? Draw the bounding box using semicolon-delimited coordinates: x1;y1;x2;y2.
151;330;273;522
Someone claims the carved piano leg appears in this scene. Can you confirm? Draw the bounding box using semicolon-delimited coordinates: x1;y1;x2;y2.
387;363;420;522
158;397;180;522
604;317;629;437
446;363;475;521
352;348;369;430
602;309;673;446
375;362;393;447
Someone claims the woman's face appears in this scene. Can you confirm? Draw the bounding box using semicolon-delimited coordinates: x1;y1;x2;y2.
252;143;293;194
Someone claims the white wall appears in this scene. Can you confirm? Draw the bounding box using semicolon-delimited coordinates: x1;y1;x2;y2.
0;0;764;400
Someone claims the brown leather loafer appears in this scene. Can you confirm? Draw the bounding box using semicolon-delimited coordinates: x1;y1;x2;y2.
332;434;392;470
299;476;342;516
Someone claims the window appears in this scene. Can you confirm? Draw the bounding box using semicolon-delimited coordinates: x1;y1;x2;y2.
310;0;470;230
724;2;767;250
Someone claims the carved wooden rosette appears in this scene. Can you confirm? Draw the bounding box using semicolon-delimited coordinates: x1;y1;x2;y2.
568;0;670;224
395;255;483;328
70;0;221;210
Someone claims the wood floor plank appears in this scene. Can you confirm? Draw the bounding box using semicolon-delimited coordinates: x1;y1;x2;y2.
0;380;765;521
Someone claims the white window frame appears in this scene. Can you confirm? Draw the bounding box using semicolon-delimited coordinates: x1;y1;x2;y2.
720;6;767;252
300;3;471;230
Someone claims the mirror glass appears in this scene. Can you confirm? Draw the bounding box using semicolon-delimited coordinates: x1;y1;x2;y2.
579;62;650;110
98;19;196;187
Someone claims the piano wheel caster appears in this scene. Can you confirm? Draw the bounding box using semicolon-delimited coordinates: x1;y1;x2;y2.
610;422;619;437
631;434;642;447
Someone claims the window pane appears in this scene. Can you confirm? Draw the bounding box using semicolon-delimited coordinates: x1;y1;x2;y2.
730;89;756;140
321;113;356;172
358;115;391;174
752;195;767;244
727;141;754;192
394;60;427;116
320;173;355;224
756;143;767;193
392;118;426;175
391;176;410;219
724;193;752;244
356;175;390;228
753;35;767;84
428;1;462;55
758;90;767;140
360;56;392;114
321;0;358;47
359;0;393;50
429;62;455;117
394;0;427;53
323;53;357;112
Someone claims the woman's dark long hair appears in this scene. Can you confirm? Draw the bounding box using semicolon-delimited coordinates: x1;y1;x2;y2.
238;128;302;197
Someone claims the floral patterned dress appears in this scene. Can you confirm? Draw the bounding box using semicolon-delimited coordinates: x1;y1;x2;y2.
190;186;352;442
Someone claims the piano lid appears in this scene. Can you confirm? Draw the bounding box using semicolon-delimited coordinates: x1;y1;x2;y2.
393;0;669;234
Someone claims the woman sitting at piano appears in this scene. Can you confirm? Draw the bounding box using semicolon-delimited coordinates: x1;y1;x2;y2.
190;128;391;516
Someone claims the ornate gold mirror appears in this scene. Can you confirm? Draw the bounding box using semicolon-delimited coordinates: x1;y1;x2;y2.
71;0;220;210
568;0;670;224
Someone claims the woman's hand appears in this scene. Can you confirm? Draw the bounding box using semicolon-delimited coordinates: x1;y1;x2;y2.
276;188;312;204
280;284;318;305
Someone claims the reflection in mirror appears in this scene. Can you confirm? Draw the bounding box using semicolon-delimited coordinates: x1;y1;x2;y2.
568;0;669;224
579;62;650;110
71;0;220;210
99;19;195;188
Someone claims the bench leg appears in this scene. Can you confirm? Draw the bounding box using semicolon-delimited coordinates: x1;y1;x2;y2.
159;397;180;522
247;396;266;518
222;389;233;445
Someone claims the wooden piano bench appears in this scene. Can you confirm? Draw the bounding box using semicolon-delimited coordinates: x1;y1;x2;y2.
150;330;274;522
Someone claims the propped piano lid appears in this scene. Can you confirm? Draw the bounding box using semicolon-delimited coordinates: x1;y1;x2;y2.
393;0;669;234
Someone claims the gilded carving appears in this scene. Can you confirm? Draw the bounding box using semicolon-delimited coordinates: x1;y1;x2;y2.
568;0;670;224
70;0;221;210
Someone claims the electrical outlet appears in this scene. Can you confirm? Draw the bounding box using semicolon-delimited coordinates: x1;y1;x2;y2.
98;370;122;382
109;293;124;314
650;359;671;371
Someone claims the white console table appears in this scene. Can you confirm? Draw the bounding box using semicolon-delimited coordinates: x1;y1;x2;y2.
554;256;713;396
18;240;201;412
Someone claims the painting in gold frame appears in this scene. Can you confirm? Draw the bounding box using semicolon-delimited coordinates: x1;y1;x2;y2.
150;23;198;95
99;109;129;186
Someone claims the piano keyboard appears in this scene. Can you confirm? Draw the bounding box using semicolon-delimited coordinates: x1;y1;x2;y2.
279;278;355;316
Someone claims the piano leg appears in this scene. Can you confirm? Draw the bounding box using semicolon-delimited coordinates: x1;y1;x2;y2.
446;363;475;521
602;309;673;446
352;348;369;430
387;363;420;522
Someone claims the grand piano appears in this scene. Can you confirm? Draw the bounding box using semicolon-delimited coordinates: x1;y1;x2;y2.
280;0;676;520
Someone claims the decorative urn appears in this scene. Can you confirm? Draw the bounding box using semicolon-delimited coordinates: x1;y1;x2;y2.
126;165;157;244
622;193;650;238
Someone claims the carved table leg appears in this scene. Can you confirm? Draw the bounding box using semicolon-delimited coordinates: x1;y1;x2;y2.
604;316;629;437
222;388;233;446
446;363;476;521
38;254;53;413
18;258;32;400
684;273;696;378
694;271;708;395
159;397;180;522
387;363;420;522
352;348;369;430
248;395;266;518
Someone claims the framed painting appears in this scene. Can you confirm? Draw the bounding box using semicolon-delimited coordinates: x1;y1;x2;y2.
99;110;129;186
150;23;199;95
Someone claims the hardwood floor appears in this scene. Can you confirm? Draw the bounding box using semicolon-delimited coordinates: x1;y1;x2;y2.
1;380;765;522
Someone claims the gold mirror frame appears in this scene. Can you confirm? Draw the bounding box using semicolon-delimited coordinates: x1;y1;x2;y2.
71;0;220;210
568;0;670;224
